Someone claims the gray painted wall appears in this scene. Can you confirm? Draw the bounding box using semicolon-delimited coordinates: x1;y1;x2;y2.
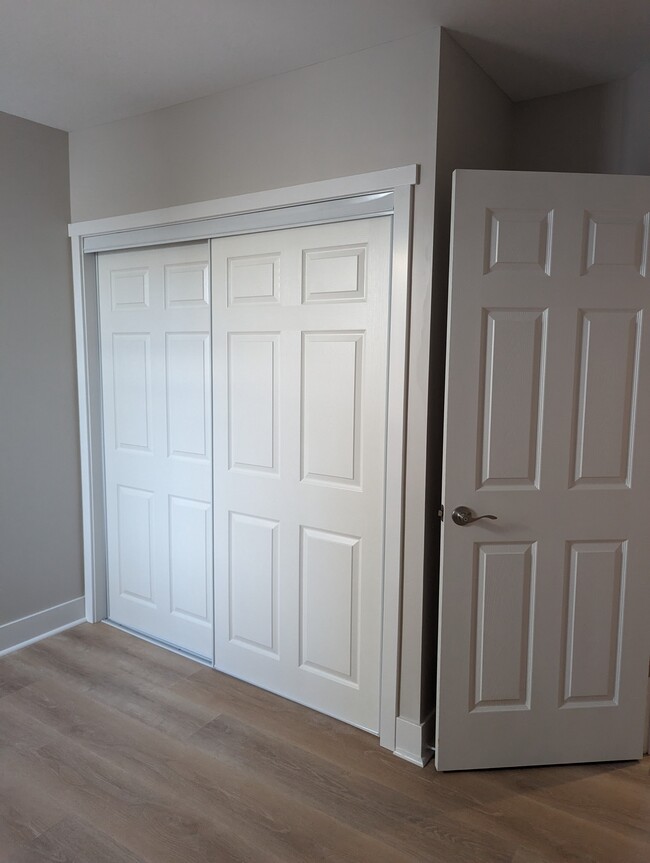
0;111;83;626
69;30;441;726
69;31;439;222
422;31;514;719
620;64;650;175
513;63;650;176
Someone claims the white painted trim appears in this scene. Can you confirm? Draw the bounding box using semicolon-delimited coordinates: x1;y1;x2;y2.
0;597;85;656
71;245;106;624
394;711;435;767
69;165;419;237
70;165;418;753
71;239;95;622
378;182;413;753
82;192;395;253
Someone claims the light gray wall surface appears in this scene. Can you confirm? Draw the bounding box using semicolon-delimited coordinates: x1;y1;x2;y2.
620;63;650;175
422;30;514;719
0;111;83;626
513;81;626;174
69;30;441;726
69;31;438;222
513;63;650;176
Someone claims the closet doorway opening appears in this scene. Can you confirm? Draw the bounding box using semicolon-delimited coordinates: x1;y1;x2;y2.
72;166;417;750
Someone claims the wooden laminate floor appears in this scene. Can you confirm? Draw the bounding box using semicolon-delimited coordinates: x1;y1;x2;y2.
0;624;648;862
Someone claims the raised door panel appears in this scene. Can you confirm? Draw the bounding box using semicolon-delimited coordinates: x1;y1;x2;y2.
583;212;649;275
484;209;553;275
562;541;626;706
227;253;280;306
228;333;278;473
300;527;360;684
166;333;210;460
110;267;150;310
116;485;154;605
164;261;209;308
471;543;535;711
169;496;211;623
112;334;152;452
302;244;366;302
479;310;546;489
301;332;363;487
572;310;641;487
228;513;278;656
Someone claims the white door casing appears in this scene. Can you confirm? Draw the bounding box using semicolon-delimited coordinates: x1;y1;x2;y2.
98;243;213;659
212;217;392;733
437;170;650;771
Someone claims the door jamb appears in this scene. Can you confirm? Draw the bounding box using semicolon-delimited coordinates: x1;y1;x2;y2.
69;164;418;752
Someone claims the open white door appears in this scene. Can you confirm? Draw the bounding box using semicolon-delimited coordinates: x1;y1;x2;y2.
211;217;391;733
437;170;650;771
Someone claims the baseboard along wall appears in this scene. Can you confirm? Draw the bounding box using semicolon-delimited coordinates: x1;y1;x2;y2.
394;711;436;767
0;596;85;656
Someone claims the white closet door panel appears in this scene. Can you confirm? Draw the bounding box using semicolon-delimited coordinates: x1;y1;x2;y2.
99;243;212;659
212;217;391;733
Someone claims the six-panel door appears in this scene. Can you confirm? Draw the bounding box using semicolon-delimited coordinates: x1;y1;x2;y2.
211;218;392;733
98;243;213;659
437;171;650;770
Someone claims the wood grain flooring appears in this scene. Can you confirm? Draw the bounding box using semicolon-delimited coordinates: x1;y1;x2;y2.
0;623;648;862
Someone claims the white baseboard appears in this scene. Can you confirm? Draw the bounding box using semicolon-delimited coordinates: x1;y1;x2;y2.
394;711;435;767
0;597;85;657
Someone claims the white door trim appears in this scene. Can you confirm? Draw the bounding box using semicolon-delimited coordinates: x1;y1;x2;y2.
69;165;418;238
69;164;418;751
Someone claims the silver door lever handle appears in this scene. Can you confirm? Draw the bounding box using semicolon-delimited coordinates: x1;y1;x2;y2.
451;506;498;526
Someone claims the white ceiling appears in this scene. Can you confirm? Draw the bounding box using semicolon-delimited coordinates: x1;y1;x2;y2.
1;0;649;131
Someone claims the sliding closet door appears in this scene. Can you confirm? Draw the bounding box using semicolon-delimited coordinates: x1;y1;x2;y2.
98;243;213;659
212;217;392;732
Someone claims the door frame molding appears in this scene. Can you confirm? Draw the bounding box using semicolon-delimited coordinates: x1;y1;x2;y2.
69;164;418;752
